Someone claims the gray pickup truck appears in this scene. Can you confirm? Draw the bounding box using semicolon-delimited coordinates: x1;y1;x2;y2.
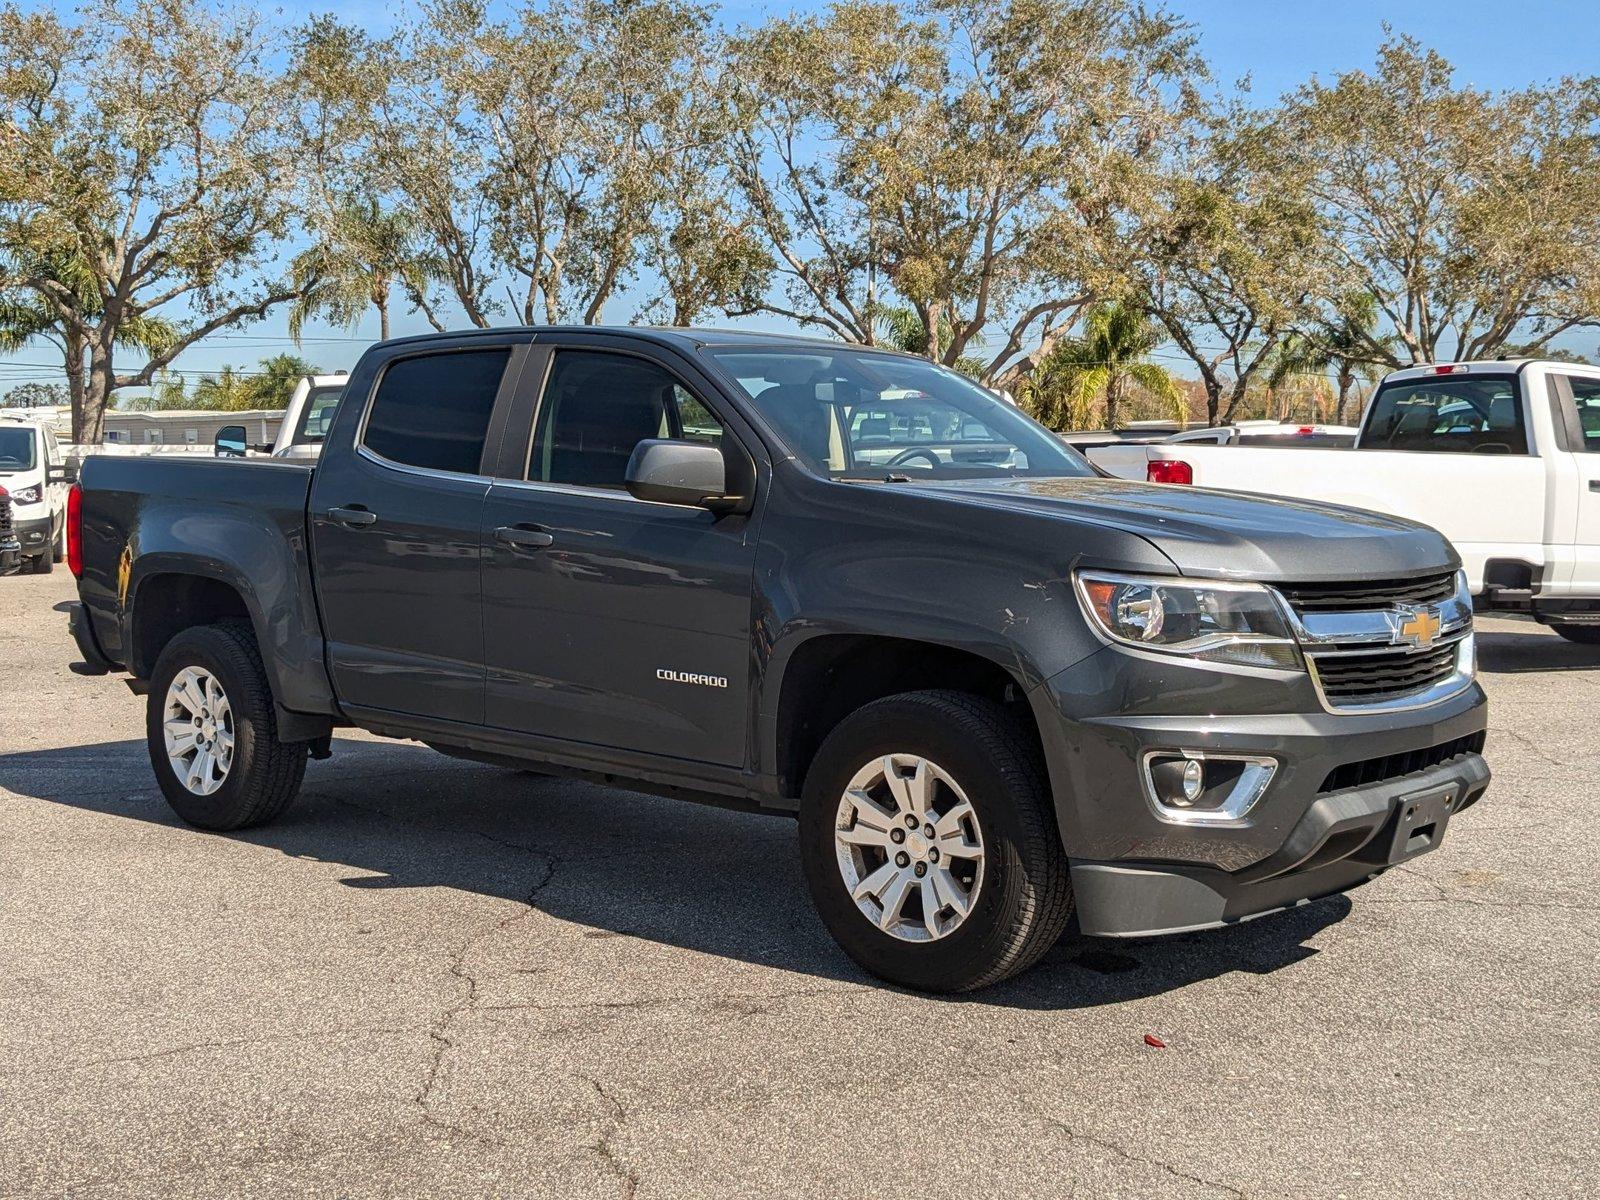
66;327;1491;991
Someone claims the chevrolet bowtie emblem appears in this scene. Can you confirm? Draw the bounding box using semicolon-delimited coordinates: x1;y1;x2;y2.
1397;606;1442;649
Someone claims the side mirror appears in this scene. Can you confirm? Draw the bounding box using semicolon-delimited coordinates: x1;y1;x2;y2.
214;425;248;458
624;439;732;508
46;464;72;484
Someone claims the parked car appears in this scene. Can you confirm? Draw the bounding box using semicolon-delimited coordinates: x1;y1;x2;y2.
0;415;72;573
1088;360;1600;643
67;327;1490;992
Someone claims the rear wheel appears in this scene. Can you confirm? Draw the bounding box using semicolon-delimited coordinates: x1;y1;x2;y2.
147;622;307;830
798;690;1073;992
1552;623;1600;646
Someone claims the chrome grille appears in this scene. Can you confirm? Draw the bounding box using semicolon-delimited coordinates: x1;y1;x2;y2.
1308;639;1463;704
1277;572;1457;613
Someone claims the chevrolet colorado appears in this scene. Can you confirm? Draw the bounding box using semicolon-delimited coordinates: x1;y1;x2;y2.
1088;360;1600;643
66;327;1491;991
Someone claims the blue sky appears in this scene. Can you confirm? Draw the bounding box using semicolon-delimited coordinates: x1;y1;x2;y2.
6;0;1597;394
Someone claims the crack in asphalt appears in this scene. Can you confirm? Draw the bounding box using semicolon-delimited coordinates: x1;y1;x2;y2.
411;852;562;1143
0;1023;417;1081
478;983;857;1022
1044;1120;1248;1197
580;1075;640;1199
1487;726;1571;767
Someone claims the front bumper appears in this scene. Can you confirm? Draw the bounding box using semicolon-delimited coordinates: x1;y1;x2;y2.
1072;753;1489;936
12;512;52;557
1031;643;1490;938
0;537;17;574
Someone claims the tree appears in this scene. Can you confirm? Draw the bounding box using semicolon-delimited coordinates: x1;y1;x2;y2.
727;0;1204;383
1268;294;1393;424
0;0;306;442
120;353;318;412
302;0;730;330
1138;108;1330;425
1268;35;1600;365
290;199;433;342
1;381;66;409
1020;300;1183;430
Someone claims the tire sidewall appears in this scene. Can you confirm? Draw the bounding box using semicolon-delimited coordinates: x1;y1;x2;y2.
799;698;1043;991
147;627;269;829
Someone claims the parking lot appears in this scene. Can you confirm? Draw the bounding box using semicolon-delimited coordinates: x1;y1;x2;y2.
0;569;1594;1198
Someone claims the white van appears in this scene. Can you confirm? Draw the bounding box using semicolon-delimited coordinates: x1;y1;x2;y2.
0;416;71;574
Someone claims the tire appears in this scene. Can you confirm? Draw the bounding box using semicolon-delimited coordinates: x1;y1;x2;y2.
52;515;65;563
798;690;1073;993
147;621;307;831
30;550;52;575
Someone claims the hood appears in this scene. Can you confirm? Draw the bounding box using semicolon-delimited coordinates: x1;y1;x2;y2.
901;476;1458;583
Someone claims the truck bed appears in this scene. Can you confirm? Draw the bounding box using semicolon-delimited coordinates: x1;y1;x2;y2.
1085;441;1548;594
75;453;330;714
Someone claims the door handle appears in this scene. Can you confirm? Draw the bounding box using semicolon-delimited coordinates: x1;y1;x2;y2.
1589;480;1600;492
327;505;377;528
494;524;555;549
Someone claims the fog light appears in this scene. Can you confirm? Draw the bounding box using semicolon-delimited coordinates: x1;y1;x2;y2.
1143;751;1277;825
1180;758;1204;804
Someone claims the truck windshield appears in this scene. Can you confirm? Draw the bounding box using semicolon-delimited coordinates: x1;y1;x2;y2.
1362;376;1527;454
708;348;1093;480
0;427;36;471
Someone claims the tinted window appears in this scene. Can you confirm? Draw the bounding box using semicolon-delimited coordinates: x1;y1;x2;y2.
711;349;1091;480
1362;376;1527;454
362;350;508;474
528;351;724;489
294;385;345;447
1563;376;1600;452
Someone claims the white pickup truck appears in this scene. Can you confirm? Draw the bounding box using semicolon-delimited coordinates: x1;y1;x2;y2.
1088;360;1600;643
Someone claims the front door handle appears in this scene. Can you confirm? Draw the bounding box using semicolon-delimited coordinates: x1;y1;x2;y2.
494;524;555;549
327;505;377;528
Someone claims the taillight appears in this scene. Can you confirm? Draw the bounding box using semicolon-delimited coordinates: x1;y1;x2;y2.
66;482;83;577
1147;459;1193;485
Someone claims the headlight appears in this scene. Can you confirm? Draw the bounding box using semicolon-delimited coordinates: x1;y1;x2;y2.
1074;571;1302;670
9;484;40;504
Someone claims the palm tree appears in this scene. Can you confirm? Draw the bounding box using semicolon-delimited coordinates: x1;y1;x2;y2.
870;304;986;378
1023;301;1184;430
1270;296;1393;425
290;198;433;342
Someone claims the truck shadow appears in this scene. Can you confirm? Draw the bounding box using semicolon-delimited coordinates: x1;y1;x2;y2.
0;736;1349;1010
1475;627;1600;674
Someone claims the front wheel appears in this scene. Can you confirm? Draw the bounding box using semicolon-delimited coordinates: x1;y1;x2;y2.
29;550;52;575
798;690;1073;992
147;622;307;830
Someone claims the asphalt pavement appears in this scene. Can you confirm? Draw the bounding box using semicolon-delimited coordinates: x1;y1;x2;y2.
0;570;1594;1197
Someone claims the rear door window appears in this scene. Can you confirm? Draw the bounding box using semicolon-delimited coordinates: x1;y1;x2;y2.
361;350;509;475
294;385;345;448
1561;375;1600;452
527;351;724;489
1362;376;1527;454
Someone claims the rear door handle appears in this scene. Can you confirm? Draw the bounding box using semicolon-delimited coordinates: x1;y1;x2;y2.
494;524;555;549
327;505;377;528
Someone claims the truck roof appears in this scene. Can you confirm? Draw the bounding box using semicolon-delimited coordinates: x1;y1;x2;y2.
1382;359;1600;383
371;325;887;354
